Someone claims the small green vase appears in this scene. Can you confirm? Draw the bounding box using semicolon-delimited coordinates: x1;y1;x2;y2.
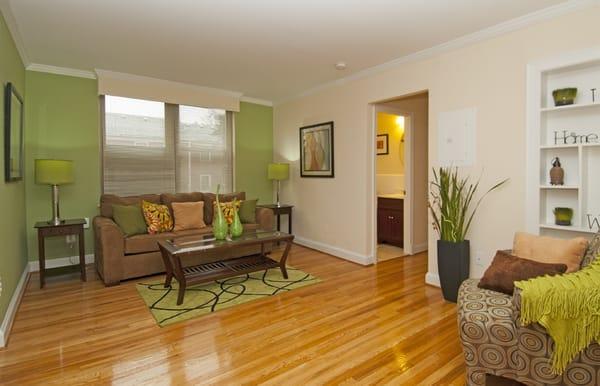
212;185;227;240
230;199;243;238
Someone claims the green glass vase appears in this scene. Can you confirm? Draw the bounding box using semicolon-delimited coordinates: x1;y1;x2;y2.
212;184;227;240
230;199;243;238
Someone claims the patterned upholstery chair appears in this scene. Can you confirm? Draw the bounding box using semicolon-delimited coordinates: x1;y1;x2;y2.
458;232;600;386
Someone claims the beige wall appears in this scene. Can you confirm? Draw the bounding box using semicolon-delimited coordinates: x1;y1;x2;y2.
273;6;600;278
382;94;429;251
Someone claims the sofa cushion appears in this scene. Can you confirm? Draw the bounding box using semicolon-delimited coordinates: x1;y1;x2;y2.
124;224;260;254
125;227;214;254
513;232;587;273
112;204;147;236
239;199;258;223
478;250;567;295
100;194;161;219
202;192;246;225
172;201;206;231
160;192;204;215
215;200;241;224
142;200;174;234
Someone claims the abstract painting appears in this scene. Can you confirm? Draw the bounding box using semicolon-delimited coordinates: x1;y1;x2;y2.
300;121;334;178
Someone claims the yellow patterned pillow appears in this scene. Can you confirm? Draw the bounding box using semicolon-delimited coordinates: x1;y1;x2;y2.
142;200;173;234
214;201;241;225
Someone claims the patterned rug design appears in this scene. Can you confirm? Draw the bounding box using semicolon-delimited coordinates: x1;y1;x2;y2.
136;267;320;327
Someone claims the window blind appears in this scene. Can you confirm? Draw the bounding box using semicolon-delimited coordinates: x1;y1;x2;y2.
176;106;233;194
102;95;233;196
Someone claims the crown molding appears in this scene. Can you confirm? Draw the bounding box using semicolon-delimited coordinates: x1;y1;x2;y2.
240;96;273;107
275;0;599;105
26;63;96;79
0;0;30;66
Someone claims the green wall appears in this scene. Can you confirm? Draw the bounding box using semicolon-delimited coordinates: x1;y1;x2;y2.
234;102;273;204
24;75;273;261
24;72;100;260
0;11;27;325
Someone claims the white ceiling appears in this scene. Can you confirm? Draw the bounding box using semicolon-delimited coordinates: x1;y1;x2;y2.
3;0;573;102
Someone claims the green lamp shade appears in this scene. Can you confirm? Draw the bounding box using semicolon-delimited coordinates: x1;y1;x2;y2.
268;163;289;181
35;159;74;185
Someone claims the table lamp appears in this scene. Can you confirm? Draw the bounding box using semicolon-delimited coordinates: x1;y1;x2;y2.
268;163;289;207
35;159;74;225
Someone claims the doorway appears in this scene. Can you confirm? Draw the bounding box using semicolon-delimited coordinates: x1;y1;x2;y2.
372;92;429;262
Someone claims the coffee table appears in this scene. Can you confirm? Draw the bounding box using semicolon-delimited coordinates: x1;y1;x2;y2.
158;230;294;305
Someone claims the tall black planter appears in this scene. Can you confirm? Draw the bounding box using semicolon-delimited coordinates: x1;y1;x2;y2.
437;240;470;303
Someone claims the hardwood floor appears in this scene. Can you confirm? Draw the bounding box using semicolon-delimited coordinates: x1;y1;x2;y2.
0;245;465;385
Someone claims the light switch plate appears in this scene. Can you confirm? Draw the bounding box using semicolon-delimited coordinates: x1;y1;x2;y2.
84;217;89;229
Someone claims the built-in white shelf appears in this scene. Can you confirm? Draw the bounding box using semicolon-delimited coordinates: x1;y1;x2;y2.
540;144;578;149
541;101;600;113
540;185;579;190
540;223;596;234
527;52;600;239
540;143;600;149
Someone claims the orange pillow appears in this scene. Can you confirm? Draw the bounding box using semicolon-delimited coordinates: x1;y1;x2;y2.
512;232;588;273
172;201;206;231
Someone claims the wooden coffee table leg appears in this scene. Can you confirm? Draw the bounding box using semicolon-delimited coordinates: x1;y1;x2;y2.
279;239;293;279
159;245;174;288
172;253;187;305
177;281;186;305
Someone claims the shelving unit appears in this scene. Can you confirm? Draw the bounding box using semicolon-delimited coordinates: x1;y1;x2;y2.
527;51;600;238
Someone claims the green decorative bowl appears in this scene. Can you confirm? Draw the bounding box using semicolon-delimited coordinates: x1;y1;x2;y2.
553;207;573;226
552;88;577;106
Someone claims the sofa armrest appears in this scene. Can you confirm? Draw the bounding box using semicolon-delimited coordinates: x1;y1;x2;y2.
255;207;275;231
93;216;124;286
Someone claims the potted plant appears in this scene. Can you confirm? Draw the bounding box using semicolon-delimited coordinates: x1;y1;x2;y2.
429;167;507;302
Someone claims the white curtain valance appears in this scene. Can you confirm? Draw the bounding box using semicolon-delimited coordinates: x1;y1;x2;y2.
96;69;241;112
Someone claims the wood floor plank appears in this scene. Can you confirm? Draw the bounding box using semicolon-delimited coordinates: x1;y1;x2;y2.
0;245;466;385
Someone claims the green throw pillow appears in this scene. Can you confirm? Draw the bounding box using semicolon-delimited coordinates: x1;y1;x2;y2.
112;204;148;236
239;199;258;224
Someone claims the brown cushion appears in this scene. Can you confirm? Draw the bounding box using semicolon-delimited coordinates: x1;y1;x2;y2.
202;192;246;225
124;224;259;254
478;250;567;295
513;232;588;273
124;227;214;254
172;201;206;231
160;192;204;215
100;194;161;219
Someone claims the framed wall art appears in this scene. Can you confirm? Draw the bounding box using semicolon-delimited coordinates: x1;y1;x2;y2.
376;134;389;155
299;121;334;178
4;82;24;182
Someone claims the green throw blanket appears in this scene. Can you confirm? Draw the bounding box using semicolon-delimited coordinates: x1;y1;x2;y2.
515;258;600;374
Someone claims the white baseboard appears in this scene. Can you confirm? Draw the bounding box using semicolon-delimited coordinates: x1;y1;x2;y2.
425;272;440;287
294;237;374;266
0;264;30;347
28;253;95;272
412;242;428;254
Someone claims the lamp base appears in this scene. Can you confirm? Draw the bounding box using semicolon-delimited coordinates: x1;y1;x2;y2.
48;218;65;226
48;184;63;226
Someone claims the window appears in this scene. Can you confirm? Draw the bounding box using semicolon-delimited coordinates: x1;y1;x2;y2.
102;95;233;196
177;106;232;193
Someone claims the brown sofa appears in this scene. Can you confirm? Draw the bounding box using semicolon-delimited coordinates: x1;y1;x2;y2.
93;191;275;286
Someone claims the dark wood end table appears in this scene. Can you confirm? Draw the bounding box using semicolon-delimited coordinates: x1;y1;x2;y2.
158;230;294;305
257;204;294;234
34;219;87;288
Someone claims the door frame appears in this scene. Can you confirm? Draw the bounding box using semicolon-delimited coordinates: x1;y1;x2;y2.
370;104;414;262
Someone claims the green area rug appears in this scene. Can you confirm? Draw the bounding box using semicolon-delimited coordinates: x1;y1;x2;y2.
136;267;320;327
